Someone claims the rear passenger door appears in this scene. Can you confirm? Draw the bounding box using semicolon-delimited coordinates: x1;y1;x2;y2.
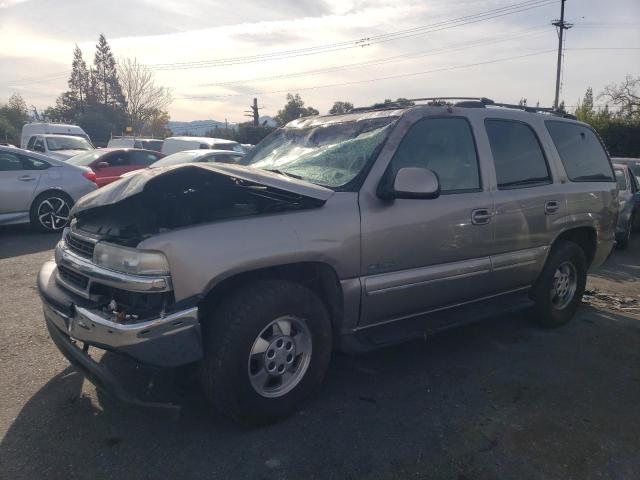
485;119;564;291
0;151;47;215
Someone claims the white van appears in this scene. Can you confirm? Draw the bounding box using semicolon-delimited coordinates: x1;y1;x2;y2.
107;136;164;152
25;134;93;161
21;123;92;149
161;136;243;156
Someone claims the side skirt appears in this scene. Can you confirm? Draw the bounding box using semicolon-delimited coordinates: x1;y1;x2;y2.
334;287;533;354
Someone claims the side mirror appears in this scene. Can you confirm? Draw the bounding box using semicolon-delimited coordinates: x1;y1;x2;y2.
94;161;110;169
378;167;441;200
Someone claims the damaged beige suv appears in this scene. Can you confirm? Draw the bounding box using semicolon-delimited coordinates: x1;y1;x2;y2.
38;98;618;425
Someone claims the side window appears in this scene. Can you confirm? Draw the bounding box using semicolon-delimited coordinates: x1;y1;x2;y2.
485;119;550;189
0;152;24;171
20;155;50;170
614;169;627;191
200;143;210;149
210;154;243;164
27;136;37;149
33;137;46;152
545;121;614;182
389;117;480;192
132;151;159;165
104;152;131;167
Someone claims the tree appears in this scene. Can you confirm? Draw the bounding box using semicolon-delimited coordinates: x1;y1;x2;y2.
118;57;172;134
68;45;89;114
0;93;29;144
146;109;171;138
371;97;415;108
329;101;354;115
274;93;319;126
93;34;126;108
575;87;594;122
599;75;640;120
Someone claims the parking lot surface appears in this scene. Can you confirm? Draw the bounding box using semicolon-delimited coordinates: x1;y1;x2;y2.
1;225;639;480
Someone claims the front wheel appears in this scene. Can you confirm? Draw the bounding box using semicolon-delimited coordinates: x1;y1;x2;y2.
200;279;332;426
30;191;73;232
530;241;587;328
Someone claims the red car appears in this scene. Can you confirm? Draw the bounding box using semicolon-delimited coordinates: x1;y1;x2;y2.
66;148;165;187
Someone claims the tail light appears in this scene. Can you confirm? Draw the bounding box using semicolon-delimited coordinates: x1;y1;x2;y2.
82;170;97;184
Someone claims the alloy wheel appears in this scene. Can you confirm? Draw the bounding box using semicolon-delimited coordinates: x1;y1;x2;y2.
550;261;577;310
37;196;70;231
248;316;312;398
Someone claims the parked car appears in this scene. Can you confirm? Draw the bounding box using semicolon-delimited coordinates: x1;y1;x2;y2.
38;98;617;426
613;162;640;248
0;145;97;232
149;149;244;168
107;136;164;152
161;136;244;155
25;134;93;161
66;148;164;187
21;122;92;150
612;157;640;186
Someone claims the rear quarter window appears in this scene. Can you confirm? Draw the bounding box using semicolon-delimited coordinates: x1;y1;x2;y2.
545;121;614;182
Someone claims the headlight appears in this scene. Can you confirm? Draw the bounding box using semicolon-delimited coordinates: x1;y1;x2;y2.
93;242;170;276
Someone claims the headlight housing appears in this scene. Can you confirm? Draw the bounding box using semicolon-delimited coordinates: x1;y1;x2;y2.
93;242;170;276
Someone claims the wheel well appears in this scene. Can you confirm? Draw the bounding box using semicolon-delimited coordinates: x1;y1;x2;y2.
199;262;344;333
552;227;597;266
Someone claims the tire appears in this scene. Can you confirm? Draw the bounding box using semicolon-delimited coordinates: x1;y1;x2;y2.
530;241;587;328
616;218;632;250
200;279;332;426
29;191;73;233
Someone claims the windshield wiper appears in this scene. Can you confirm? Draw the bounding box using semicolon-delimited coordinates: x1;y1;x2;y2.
499;177;550;188
264;169;303;180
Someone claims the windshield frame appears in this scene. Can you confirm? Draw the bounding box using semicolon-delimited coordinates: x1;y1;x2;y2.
242;115;400;191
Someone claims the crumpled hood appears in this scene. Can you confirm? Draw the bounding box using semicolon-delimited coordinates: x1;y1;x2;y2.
47;150;88;161
71;162;334;216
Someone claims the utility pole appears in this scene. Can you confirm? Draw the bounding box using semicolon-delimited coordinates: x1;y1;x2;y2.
244;97;260;126
552;0;572;110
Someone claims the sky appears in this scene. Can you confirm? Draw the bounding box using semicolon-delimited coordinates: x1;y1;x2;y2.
0;0;638;122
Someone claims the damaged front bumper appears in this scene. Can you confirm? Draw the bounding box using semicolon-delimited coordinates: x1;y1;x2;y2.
38;260;202;410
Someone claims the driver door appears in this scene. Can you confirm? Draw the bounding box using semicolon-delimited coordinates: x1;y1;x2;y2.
359;116;495;327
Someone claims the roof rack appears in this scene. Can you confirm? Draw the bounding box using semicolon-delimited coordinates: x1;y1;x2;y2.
351;97;576;119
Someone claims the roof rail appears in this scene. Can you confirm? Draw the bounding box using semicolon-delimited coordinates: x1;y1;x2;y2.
350;96;576;119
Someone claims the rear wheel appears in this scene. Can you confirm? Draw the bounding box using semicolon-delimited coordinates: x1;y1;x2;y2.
616;218;632;250
29;191;73;233
200;279;332;426
530;241;587;328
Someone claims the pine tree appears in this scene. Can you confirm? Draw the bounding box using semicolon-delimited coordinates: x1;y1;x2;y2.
68;45;89;113
93;34;126;108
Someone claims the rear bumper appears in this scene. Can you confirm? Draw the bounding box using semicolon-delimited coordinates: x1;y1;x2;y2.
38;260;202;367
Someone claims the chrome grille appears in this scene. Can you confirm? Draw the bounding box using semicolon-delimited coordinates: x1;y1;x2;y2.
66;233;95;259
58;265;89;290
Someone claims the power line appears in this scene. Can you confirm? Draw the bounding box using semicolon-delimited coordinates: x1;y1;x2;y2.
175;47;639;102
146;0;558;71
197;27;549;88
175;49;559;101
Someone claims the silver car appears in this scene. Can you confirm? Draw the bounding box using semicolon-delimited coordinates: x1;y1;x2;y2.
613;162;640;248
0;146;97;232
148;149;245;168
38;99;618;425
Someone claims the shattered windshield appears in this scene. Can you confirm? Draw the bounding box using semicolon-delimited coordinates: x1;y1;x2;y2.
241;116;398;189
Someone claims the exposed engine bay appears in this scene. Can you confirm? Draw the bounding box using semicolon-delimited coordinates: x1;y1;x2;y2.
72;165;327;247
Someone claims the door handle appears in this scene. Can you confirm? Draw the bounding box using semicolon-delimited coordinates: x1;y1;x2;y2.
545;200;560;215
18;175;35;182
471;208;492;225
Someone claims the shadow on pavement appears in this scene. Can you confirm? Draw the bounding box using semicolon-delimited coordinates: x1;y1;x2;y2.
2;307;639;479
0;225;60;259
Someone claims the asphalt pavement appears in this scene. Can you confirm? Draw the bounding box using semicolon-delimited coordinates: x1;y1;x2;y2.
1;225;639;480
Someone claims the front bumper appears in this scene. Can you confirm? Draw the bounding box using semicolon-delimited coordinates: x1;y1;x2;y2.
39;260;202;367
